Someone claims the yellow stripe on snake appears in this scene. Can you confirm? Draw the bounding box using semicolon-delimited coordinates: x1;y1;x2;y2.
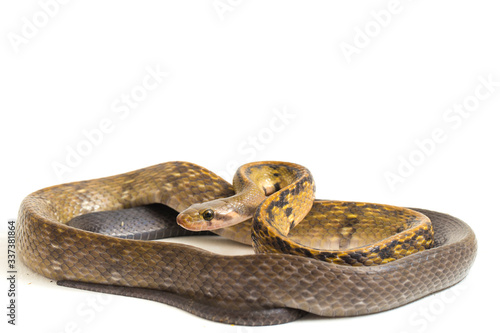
17;161;477;325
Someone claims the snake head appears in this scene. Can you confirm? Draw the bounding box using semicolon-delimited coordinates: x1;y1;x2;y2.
177;198;250;231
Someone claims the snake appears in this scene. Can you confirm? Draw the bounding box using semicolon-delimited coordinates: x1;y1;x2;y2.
16;161;477;326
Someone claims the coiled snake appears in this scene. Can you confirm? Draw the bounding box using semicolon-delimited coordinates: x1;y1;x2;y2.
16;161;477;325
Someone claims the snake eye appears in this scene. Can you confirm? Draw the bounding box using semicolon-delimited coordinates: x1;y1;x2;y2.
201;209;214;221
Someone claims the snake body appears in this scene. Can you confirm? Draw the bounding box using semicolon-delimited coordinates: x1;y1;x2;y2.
16;161;477;325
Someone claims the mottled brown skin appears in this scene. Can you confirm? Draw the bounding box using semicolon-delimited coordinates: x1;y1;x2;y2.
16;161;477;325
179;161;434;266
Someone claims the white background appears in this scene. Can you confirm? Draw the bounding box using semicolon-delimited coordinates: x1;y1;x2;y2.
1;1;499;333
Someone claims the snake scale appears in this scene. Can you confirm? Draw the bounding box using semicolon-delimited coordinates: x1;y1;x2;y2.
16;161;477;325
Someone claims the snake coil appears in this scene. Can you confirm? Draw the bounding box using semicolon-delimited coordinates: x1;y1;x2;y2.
17;161;477;325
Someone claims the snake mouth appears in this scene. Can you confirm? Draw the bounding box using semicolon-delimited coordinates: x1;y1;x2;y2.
177;210;245;231
176;213;202;231
176;213;219;231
